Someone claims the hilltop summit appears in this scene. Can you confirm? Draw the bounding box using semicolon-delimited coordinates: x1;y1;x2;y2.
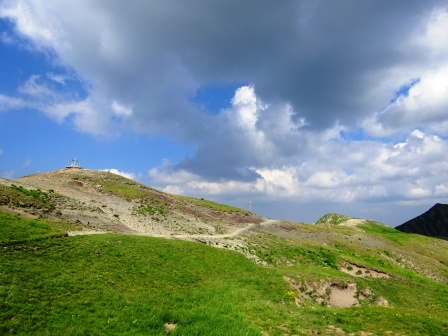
1;168;262;236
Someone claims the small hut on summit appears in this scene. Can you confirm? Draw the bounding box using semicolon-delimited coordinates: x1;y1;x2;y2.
66;158;82;169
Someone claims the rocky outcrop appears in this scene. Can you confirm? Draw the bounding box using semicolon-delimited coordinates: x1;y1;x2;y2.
396;203;448;238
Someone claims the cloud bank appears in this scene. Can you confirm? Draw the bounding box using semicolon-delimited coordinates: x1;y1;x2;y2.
2;0;448;224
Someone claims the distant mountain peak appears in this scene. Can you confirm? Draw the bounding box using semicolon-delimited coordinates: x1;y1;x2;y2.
396;203;448;238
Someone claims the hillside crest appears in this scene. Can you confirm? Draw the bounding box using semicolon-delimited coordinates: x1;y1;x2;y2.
1;168;262;237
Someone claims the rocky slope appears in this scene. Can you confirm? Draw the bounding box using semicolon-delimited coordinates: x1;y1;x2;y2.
396;203;448;238
0;168;263;236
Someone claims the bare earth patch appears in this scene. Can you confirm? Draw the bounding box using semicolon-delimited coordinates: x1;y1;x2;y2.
284;276;389;308
164;323;176;334
329;283;358;308
340;262;390;279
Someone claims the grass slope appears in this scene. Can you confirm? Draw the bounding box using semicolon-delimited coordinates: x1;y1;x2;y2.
1;211;448;335
0;212;79;246
0;184;58;214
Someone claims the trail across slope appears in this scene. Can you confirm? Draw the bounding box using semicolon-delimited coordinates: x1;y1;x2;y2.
136;219;280;239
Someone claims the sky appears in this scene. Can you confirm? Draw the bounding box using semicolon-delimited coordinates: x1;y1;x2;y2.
1;0;448;226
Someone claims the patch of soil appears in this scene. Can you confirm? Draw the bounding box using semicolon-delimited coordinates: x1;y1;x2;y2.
329;283;358;308
283;276;388;308
279;224;298;232
340;262;390;279
164;323;176;334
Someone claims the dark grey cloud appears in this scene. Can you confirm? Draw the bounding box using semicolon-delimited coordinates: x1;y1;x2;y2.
6;1;443;123
2;0;448;181
251;0;441;127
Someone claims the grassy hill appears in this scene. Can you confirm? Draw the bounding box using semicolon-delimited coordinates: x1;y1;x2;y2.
1;168;262;236
1;169;448;335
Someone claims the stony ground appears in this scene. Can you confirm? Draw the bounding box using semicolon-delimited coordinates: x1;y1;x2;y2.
11;168;261;235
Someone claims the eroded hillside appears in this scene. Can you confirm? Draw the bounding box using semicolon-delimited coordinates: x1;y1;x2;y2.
1;168;262;236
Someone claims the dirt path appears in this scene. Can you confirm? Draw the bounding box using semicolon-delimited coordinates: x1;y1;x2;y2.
67;230;109;236
134;219;279;239
67;219;280;238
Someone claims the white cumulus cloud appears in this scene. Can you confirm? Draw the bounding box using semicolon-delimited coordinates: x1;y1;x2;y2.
102;169;138;181
148;128;448;223
374;66;448;133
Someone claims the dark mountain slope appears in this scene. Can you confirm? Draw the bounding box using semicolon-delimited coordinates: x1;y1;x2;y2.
396;203;448;238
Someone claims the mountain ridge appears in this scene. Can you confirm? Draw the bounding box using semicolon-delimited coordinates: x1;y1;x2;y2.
396;203;448;238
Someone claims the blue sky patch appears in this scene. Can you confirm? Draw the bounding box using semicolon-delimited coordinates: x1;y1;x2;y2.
390;78;420;103
191;82;246;114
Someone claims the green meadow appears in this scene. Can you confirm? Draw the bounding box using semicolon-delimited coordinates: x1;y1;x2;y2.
1;211;447;335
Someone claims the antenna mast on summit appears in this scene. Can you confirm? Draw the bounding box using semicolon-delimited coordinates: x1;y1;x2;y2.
66;157;82;169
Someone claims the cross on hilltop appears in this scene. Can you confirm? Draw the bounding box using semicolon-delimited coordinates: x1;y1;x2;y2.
66;157;82;169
